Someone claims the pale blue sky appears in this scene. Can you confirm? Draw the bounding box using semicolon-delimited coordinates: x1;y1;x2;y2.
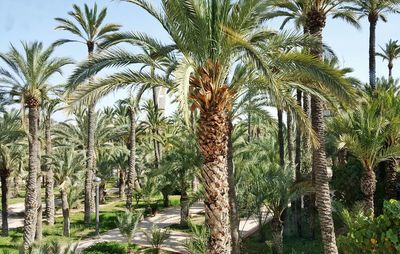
1;0;400;119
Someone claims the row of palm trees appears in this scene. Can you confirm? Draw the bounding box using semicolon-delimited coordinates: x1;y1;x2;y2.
1;0;400;253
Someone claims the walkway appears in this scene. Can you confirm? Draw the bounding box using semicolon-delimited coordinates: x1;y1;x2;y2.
77;203;270;253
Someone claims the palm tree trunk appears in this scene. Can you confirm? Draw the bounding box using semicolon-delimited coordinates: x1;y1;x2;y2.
44;117;54;226
271;216;283;254
294;90;302;237
161;189;169;208
369;18;377;90
126;107;139;209
61;189;70;237
23;106;40;252
247;111;251;143
180;180;189;227
35;112;42;240
198;105;231;254
287;110;295;175
307;11;338;253
388;62;393;80
119;169;126;199
228;120;240;254
360;168;376;216
278;109;285;167
84;104;96;224
385;159;398;200
311;96;338;253
1;170;9;236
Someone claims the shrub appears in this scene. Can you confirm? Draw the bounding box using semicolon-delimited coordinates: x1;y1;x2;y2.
338;199;400;254
82;242;128;254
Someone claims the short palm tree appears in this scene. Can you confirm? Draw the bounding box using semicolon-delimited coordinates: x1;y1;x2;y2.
0;41;71;251
376;39;400;79
49;149;84;237
67;1;356;252
330;99;400;216
54;3;121;223
117;210;142;254
344;0;400;89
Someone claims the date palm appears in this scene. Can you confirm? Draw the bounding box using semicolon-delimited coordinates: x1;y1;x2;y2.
42;98;62;226
344;0;400;89
49;148;84;236
67;1;356;252
0;41;71;252
54;3;120;224
376;39;400;79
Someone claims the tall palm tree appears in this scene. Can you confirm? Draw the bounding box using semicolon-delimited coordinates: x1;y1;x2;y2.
345;0;400;89
376;39;400;79
117;97;141;208
0;41;71;251
54;3;120;223
42;98;61;226
0;110;25;236
50;148;84;236
67;1;356;252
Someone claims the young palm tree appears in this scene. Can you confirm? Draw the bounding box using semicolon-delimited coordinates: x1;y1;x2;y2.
344;0;400;89
50;149;84;236
0;110;25;236
330;100;400;216
67;1;356;252
54;3;121;223
0;41;71;252
117;210;142;254
376;39;400;79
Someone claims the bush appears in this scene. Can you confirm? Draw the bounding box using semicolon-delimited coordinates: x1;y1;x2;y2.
338;199;400;254
82;242;128;254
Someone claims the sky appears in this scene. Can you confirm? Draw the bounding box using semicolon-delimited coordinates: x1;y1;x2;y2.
1;0;400;120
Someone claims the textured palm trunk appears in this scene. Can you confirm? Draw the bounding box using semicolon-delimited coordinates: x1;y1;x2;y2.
278;109;285;167
271;216;283;254
287;110;295;175
388;62;393;80
307;10;338;254
360;167;376;216
23;106;40;252
385;159;398;200
198;105;231;254
227;120;240;254
44;117;55;226
61;189;70;237
247;111;252;143
180;180;189;227
119;169;126;199
84;104;96;224
369;18;377;89
35;164;42;240
162;189;169;208
294;90;302;237
126;107;139;209
1;170;9;236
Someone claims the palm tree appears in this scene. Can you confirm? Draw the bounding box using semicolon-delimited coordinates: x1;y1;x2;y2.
344;0;400;89
376;39;400;79
67;1;356;252
50;148;84;236
117;210;142;254
0;110;25;236
117;97;141;208
42;98;61;226
54;3;120;223
330;99;400;216
0;41;71;251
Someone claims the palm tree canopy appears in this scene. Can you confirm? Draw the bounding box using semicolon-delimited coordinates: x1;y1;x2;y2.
54;3;121;48
376;39;400;63
343;0;400;22
0;41;72;107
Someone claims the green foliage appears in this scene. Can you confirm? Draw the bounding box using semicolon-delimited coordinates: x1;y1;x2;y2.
82;242;129;254
338;199;400;254
144;226;170;253
117;210;142;245
183;221;208;254
25;239;78;254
